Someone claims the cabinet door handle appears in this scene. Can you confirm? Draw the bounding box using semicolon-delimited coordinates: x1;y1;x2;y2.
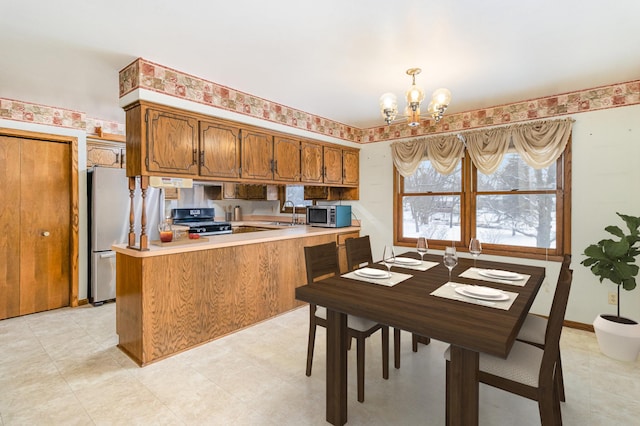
199;151;205;166
274;160;278;172
41;231;50;237
115;153;120;164
121;152;126;167
192;149;197;164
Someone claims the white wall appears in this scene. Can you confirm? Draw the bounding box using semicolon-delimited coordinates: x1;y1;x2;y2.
356;104;640;325
2;101;639;324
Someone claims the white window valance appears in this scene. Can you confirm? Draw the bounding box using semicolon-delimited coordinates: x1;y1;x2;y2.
391;118;574;176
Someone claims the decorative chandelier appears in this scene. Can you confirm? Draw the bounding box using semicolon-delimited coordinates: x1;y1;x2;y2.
379;68;451;127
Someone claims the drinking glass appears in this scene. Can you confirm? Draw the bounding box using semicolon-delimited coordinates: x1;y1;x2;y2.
416;236;428;262
469;238;482;267
382;245;396;278
443;246;458;282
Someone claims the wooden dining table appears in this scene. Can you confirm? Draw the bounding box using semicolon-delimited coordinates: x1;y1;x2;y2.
295;251;546;426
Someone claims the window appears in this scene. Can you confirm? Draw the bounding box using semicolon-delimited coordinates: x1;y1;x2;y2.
280;185;313;213
394;142;570;260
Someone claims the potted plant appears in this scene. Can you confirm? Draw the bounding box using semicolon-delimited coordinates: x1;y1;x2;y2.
582;212;640;361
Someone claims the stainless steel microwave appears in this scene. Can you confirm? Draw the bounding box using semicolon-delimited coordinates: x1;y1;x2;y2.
306;205;352;228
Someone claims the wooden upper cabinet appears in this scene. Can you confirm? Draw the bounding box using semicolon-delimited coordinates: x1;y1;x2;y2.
300;141;323;183
123;101;358;195
273;136;300;182
342;149;359;186
87;140;125;168
146;107;199;175
241;129;273;180
323;145;343;185
199;120;240;178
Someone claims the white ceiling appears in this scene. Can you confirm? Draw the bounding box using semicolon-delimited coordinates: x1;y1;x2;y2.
1;0;639;129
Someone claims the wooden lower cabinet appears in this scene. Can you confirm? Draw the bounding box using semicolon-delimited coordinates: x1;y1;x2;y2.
116;232;346;365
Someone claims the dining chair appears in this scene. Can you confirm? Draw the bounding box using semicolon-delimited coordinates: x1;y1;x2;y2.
344;236;430;369
443;264;573;425
304;241;389;403
516;254;571;402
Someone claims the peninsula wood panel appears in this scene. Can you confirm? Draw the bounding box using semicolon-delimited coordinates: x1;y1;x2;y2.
117;233;338;365
115;253;143;361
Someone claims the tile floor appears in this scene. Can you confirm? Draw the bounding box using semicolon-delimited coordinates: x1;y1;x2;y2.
1;303;639;425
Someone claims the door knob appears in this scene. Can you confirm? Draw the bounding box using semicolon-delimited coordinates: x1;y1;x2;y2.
42;231;50;237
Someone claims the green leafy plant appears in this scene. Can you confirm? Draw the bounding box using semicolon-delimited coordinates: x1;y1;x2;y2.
582;213;640;319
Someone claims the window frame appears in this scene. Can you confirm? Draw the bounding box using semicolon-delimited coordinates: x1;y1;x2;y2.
393;139;571;261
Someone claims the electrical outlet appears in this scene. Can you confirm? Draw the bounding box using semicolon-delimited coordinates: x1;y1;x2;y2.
608;292;618;305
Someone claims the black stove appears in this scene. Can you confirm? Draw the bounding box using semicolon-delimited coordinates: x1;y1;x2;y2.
171;208;232;236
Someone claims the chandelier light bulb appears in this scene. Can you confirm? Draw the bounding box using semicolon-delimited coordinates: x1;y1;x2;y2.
406;84;425;106
379;92;398;110
432;88;452;107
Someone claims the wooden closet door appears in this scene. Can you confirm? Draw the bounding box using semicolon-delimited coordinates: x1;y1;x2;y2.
19;138;71;315
0;136;21;319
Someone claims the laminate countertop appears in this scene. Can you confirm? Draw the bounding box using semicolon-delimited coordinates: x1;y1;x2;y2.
112;223;361;258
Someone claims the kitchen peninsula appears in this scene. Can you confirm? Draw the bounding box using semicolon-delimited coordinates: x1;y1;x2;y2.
113;224;359;365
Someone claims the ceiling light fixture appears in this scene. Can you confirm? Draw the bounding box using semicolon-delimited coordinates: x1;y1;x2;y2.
379;68;451;127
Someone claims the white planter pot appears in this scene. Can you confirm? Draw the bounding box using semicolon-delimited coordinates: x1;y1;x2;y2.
593;314;640;362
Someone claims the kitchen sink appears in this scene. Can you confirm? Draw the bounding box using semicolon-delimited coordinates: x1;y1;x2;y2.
231;226;273;234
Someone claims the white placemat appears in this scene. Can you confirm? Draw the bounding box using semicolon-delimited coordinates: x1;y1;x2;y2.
342;270;413;287
459;267;530;287
430;282;518;310
379;259;439;272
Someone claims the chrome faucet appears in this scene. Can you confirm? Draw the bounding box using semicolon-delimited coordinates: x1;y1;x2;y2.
282;200;296;225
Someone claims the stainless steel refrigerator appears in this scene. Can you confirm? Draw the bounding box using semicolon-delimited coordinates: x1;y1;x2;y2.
87;167;161;305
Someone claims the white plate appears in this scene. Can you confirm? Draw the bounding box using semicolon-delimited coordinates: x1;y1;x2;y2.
463;285;504;298
478;269;523;280
393;257;422;265
455;287;509;301
355;268;389;279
